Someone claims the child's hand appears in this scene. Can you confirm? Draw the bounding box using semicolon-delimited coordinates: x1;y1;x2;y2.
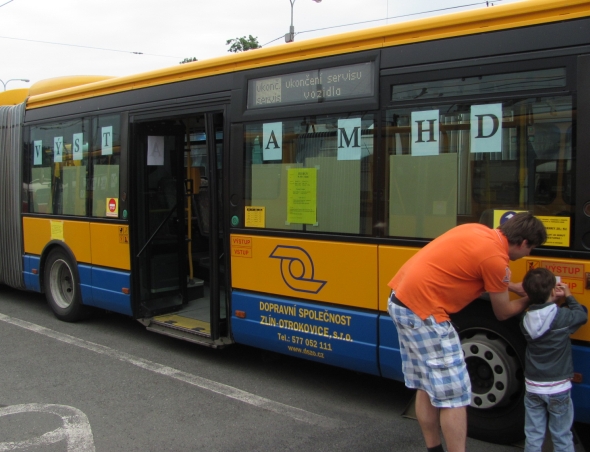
555;282;571;298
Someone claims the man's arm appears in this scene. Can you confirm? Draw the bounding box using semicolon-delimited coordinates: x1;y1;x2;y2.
508;282;526;297
489;291;530;321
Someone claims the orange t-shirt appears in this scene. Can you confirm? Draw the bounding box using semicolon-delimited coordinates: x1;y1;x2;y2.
388;223;510;323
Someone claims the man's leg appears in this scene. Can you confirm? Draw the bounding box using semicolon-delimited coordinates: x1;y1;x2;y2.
440;406;467;452
415;389;441;447
415;391;466;452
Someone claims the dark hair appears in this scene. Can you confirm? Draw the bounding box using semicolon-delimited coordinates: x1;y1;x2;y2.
523;268;555;305
499;212;547;247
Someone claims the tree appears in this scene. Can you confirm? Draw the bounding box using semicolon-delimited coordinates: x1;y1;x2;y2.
179;57;198;64
226;35;261;53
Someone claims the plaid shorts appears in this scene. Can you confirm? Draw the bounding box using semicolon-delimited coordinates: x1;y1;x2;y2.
388;292;471;408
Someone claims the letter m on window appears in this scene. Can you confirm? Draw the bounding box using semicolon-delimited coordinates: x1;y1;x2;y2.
338;118;361;149
338;126;360;148
337;118;362;160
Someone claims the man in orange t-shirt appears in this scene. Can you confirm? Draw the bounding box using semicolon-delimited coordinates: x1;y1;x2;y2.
387;212;546;452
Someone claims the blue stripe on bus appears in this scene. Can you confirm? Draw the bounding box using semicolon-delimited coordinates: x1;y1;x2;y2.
572;344;590;424
377;313;404;382
77;264;93;305
22;255;131;316
231;290;379;375
23;255;41;292
87;267;132;316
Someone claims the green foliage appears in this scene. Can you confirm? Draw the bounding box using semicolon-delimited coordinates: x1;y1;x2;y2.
226;35;261;53
179;57;198;65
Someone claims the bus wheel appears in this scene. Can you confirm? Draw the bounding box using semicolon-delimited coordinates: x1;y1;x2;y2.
451;302;526;445
44;249;87;322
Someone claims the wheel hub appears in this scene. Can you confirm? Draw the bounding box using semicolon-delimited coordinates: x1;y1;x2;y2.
461;331;521;409
49;259;74;309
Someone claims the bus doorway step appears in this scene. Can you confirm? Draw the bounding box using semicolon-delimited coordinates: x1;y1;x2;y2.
139;316;232;348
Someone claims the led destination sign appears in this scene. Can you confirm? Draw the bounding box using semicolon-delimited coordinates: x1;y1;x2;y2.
248;62;374;109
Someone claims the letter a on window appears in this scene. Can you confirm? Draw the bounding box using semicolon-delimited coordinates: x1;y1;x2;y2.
263;122;282;161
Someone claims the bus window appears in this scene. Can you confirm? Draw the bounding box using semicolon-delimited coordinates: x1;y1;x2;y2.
91;114;121;218
244;113;374;235
28;119;90;216
385;95;574;243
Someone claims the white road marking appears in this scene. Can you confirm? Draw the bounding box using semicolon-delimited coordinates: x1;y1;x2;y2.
0;404;95;451
0;313;343;429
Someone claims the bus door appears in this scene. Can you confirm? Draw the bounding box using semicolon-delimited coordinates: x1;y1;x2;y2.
133;120;188;316
132;113;229;347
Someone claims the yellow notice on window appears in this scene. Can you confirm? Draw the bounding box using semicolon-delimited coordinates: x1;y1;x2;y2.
492;210;570;247
287;167;317;225
50;220;64;241
537;216;571;247
245;206;266;228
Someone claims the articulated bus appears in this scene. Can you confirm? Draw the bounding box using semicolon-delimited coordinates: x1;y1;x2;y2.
1;0;589;443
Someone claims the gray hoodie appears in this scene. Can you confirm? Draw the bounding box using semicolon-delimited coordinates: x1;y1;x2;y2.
520;296;587;382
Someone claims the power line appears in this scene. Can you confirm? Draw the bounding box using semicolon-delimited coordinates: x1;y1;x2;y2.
261;1;502;47
0;0;15;8
0;35;182;59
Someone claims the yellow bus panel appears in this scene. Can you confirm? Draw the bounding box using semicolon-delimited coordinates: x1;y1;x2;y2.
23;217;92;263
22;217;130;270
512;256;590;342
0;88;28;106
90;223;130;270
231;234;378;310
378;245;419;312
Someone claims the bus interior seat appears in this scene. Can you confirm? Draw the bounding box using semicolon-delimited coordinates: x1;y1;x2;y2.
479;209;494;229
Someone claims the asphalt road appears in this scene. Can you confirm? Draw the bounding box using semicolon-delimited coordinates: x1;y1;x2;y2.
0;285;554;451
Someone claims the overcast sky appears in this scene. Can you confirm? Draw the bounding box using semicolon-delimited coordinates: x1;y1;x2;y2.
0;0;526;90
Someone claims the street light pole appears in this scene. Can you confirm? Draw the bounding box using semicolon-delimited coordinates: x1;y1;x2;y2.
285;0;322;43
0;78;30;91
285;0;296;43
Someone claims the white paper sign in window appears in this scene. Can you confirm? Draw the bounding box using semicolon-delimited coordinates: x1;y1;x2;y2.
411;110;439;156
33;140;43;165
102;126;113;156
54;136;63;163
147;136;164;166
263;122;282;161
471;103;502;153
72;133;84;161
337;118;362;160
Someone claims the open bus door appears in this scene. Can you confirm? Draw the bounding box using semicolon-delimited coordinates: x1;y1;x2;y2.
131;112;230;348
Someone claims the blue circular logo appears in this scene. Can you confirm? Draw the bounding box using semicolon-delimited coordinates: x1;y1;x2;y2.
500;211;517;225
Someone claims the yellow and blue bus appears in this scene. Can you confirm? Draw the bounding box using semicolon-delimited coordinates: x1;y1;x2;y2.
1;0;589;443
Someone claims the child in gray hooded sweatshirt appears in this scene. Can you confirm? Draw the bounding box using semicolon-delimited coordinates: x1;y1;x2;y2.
520;267;587;452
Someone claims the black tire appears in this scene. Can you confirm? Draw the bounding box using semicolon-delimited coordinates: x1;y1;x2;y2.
44;248;87;322
451;300;526;445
